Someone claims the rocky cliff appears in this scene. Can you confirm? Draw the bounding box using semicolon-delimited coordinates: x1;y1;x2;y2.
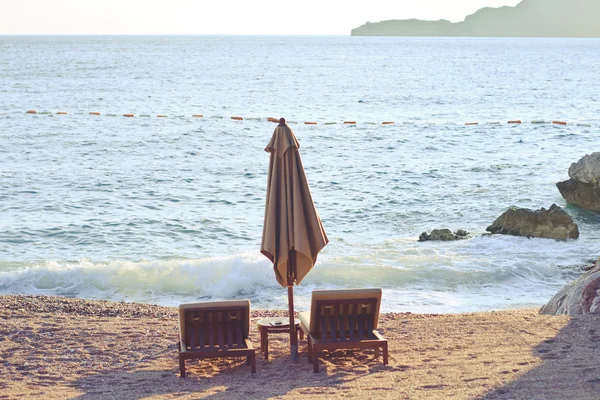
351;0;600;37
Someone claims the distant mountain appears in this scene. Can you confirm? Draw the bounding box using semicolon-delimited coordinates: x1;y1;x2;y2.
351;0;600;37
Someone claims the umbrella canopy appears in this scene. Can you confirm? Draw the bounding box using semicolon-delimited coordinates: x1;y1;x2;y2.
261;118;328;359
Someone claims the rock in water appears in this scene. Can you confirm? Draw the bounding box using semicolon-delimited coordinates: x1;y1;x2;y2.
568;152;600;184
541;259;600;315
419;229;469;241
486;204;579;240
557;152;600;212
556;179;600;212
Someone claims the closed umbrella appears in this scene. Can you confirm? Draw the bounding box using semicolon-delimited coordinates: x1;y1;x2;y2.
261;118;328;360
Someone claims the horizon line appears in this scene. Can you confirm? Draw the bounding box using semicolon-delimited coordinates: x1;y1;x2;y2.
0;33;351;36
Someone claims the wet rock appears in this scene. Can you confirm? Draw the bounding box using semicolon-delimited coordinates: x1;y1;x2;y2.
557;152;600;212
419;229;469;241
568;152;600;184
556;179;600;213
486;204;579;240
541;258;600;315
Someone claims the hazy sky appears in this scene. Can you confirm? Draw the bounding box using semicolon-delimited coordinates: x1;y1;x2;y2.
1;0;522;35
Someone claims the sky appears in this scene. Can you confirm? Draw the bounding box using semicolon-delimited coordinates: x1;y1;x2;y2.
0;0;522;35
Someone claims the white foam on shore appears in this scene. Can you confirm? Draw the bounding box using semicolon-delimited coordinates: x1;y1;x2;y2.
0;234;593;313
0;254;278;304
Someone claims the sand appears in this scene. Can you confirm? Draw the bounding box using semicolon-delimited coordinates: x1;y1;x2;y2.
1;295;600;399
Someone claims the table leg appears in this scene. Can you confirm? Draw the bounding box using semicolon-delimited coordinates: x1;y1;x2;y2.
260;328;266;356
264;332;269;360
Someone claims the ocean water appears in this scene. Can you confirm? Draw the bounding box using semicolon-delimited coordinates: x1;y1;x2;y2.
1;35;600;313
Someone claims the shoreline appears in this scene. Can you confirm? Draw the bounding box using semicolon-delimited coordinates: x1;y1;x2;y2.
2;295;600;399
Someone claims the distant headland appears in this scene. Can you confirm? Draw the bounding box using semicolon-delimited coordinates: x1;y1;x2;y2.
351;0;600;37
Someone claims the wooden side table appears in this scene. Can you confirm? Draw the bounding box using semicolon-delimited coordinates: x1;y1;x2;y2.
256;317;304;360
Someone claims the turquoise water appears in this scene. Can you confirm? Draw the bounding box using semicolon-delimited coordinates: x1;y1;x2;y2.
1;35;600;312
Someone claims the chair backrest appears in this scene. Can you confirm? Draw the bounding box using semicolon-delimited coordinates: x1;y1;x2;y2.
309;288;382;340
178;300;250;350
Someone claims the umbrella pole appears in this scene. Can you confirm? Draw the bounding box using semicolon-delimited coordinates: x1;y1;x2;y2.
287;284;299;361
287;252;299;361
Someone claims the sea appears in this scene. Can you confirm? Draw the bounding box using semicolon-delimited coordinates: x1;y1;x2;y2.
1;35;600;313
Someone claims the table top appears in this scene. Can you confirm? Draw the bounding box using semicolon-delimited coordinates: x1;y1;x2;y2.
256;317;300;328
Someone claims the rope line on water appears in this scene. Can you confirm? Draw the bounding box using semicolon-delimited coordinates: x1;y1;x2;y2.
17;110;598;128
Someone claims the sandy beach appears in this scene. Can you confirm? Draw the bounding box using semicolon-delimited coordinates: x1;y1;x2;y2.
1;295;599;399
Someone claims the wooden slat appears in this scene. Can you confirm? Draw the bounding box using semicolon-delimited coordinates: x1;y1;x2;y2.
203;312;211;348
198;312;206;349
323;306;329;340
217;312;225;349
235;311;243;347
208;312;216;348
197;312;205;348
366;311;374;334
358;312;365;339
236;311;243;347
185;313;192;349
340;303;346;341
329;304;336;340
227;312;234;348
320;307;327;340
188;312;196;350
191;314;199;350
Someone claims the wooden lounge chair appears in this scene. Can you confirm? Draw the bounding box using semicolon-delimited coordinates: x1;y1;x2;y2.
178;300;256;377
298;288;388;372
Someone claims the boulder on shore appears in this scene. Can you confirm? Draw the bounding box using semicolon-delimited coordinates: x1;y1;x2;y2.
557;152;600;212
486;204;579;240
541;259;600;315
419;229;468;242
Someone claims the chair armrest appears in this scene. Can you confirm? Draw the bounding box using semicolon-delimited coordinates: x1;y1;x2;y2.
373;331;386;341
299;321;310;336
244;338;254;350
308;332;320;343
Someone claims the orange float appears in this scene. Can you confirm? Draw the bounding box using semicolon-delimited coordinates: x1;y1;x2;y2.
57;112;67;115
508;120;522;124
26;110;37;114
231;116;243;120
157;115;168;118
123;114;134;118
267;117;279;123
344;121;356;124
382;121;394;125
304;121;317;125
552;121;567;125
465;122;478;126
89;112;100;115
192;114;204;118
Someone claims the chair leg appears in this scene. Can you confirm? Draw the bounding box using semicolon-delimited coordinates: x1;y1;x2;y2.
307;340;313;363
374;348;379;358
250;352;256;373
313;349;320;373
179;356;186;378
383;343;389;365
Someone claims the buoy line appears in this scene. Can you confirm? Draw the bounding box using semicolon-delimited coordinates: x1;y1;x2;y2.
16;110;598;128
